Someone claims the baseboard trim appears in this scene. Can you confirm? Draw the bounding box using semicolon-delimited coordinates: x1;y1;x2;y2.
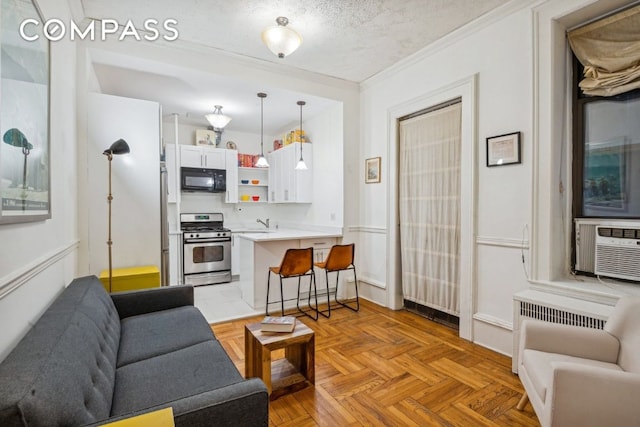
0;241;79;299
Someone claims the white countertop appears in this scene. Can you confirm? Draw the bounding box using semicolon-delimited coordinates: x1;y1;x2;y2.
235;228;342;242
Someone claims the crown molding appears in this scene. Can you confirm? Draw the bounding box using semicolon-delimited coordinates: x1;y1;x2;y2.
360;0;544;91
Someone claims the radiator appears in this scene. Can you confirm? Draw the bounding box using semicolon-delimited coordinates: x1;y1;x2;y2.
512;293;608;373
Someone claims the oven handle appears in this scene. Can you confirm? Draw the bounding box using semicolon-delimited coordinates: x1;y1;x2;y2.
183;238;231;244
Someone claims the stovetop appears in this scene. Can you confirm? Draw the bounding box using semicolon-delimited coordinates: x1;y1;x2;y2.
180;213;230;238
181;225;230;233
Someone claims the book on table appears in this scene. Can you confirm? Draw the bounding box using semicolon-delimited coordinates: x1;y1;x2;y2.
260;316;296;332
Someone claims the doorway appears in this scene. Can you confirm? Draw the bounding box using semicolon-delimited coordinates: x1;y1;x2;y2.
386;75;477;340
398;100;462;327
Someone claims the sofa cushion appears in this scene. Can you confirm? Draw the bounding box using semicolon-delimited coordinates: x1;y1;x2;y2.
117;306;216;367
111;340;245;416
0;276;120;426
522;349;623;402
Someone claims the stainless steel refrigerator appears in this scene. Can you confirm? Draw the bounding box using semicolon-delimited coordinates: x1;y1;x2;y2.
160;162;170;286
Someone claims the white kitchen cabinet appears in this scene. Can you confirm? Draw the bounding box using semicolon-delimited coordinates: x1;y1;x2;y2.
224;149;238;203
267;142;313;203
231;234;240;276
303;237;337;264
180;145;226;169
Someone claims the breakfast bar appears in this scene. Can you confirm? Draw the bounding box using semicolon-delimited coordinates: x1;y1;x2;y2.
236;228;342;311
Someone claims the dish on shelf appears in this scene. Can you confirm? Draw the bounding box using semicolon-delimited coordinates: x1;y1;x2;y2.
251;179;260;185
226;141;237;150
241;179;249;184
241;194;250;201
252;195;260;201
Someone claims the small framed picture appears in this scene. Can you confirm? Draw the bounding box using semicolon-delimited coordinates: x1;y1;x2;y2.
486;132;521;167
195;129;216;146
365;157;381;183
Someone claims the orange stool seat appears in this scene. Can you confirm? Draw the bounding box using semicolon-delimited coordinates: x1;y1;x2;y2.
266;247;319;320
314;243;359;317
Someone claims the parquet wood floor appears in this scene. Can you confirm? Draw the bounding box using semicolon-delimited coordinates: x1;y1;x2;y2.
211;299;540;427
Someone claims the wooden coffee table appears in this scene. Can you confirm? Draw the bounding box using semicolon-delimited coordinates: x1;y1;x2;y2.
244;320;315;400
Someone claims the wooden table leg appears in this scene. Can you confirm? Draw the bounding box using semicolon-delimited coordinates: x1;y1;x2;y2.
516;392;529;410
260;344;272;395
306;333;315;385
244;326;255;378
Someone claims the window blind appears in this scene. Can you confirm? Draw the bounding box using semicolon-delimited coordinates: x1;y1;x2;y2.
568;4;640;96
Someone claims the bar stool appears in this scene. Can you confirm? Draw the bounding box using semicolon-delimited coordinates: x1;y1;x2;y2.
266;247;319;320
314;243;359;317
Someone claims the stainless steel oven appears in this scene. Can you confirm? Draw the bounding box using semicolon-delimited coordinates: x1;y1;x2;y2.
181;213;231;286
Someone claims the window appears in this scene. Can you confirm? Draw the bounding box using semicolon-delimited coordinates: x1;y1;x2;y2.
572;70;640;220
569;3;640;277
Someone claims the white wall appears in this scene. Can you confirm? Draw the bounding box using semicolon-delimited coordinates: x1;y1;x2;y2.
356;0;640;355
0;0;79;361
86;93;161;276
358;4;534;353
271;103;344;228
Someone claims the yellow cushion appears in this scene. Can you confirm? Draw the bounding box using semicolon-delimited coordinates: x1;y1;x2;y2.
99;265;160;293
101;407;174;426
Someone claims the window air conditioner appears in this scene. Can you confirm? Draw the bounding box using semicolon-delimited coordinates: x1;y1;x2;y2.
575;218;601;274
595;226;640;282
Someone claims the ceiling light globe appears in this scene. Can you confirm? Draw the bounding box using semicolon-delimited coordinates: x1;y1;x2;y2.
205;105;232;128
262;17;302;58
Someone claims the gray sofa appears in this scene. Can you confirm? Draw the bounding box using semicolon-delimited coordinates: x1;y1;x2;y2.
0;275;268;426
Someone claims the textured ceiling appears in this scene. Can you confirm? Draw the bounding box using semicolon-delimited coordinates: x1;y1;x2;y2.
80;0;510;132
82;0;509;82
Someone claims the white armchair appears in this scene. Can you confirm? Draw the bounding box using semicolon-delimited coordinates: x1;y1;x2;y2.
516;296;640;427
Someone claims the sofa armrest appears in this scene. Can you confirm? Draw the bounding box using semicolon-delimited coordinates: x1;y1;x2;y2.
91;378;268;427
519;319;619;365
548;363;640;427
171;378;268;426
110;286;194;319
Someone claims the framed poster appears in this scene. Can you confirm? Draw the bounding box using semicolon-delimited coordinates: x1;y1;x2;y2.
195;129;216;146
486;132;521;167
365;157;381;183
0;0;50;223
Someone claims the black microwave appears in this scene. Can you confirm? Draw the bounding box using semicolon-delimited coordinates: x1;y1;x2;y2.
181;167;226;193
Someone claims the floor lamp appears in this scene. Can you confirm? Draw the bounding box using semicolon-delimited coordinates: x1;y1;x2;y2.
103;139;130;292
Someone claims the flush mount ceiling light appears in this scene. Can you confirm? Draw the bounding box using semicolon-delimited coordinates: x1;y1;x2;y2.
255;92;269;168
261;16;302;58
205;105;232;129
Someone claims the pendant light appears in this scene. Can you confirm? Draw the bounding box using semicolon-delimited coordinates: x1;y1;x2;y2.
255;93;269;168
294;100;308;170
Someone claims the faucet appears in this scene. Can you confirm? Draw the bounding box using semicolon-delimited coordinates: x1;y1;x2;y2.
256;218;270;229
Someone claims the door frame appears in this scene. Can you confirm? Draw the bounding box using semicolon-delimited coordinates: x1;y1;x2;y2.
385;74;478;341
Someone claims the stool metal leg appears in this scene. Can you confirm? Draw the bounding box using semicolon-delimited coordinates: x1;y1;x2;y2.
309;271;319;320
265;271;271;316
279;275;285;316
319;269;331;318
335;266;359;312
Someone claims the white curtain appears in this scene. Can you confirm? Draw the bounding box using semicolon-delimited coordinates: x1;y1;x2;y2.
399;102;461;315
